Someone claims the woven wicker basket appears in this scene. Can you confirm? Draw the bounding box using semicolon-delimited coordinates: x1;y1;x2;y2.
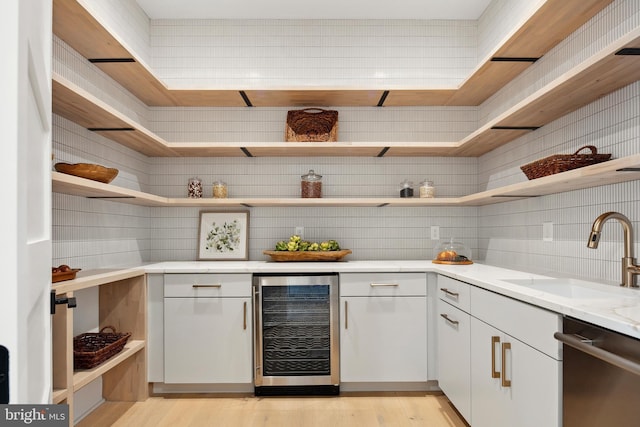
520;145;611;180
73;326;131;369
285;108;338;142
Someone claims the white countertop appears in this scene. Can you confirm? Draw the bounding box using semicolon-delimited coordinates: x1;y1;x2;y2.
143;260;640;339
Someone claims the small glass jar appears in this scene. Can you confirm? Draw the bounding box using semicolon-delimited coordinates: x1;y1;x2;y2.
212;180;228;198
419;179;435;198
188;177;203;198
399;179;414;198
301;169;322;198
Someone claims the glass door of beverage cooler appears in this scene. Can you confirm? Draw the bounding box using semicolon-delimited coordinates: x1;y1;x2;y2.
253;274;339;395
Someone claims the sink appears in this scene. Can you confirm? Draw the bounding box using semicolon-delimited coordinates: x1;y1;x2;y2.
501;278;618;299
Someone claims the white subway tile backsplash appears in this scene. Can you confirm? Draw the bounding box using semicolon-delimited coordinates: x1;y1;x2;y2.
149;19;477;88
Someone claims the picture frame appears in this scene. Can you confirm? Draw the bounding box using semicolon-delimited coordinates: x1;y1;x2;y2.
197;210;249;260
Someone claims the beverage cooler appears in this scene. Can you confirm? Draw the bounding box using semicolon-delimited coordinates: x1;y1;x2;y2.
253;273;340;395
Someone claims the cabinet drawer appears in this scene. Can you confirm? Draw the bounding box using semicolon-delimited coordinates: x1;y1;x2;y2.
437;275;471;313
164;273;251;297
340;272;426;297
470;286;561;360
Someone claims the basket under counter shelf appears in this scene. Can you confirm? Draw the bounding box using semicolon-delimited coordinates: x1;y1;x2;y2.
51;268;148;423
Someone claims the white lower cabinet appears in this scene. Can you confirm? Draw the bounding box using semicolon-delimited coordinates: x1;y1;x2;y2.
163;274;253;384
437;300;471;423
436;275;561;427
340;273;428;383
470;317;560;427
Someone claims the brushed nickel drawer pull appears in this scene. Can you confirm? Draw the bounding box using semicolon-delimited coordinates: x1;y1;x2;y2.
440;288;459;297
491;336;501;379
370;283;399;287
192;284;222;288
501;342;512;387
440;313;459;325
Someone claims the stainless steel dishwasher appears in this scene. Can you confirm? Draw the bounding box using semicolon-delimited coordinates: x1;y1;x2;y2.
554;317;640;427
253;273;340;395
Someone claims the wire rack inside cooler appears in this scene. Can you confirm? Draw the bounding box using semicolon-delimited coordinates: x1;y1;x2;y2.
261;284;332;377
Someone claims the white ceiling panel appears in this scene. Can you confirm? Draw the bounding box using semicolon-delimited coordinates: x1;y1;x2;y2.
135;0;493;20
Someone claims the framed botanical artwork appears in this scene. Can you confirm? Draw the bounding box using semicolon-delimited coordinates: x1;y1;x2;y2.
197;211;249;260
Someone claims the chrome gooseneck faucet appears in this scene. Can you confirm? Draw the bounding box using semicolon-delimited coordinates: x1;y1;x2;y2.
588;211;640;288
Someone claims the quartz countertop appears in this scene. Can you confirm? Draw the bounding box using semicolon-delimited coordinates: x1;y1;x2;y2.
143;260;640;339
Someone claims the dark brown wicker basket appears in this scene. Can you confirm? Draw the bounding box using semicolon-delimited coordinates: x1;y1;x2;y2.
286;108;338;142
73;326;131;370
520;145;611;180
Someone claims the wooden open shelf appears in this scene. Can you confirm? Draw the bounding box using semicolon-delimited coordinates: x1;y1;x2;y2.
52;154;640;207
50;0;640;202
53;0;612;108
52;20;640;159
72;340;145;392
51;269;147;425
51;1;639;158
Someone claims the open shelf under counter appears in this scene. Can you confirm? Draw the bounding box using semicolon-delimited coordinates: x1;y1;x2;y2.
51;264;147;424
72;340;145;392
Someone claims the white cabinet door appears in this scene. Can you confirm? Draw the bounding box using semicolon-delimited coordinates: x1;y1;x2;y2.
470;317;510;427
164;297;252;384
340;296;427;382
470;317;560;427
437;300;471;424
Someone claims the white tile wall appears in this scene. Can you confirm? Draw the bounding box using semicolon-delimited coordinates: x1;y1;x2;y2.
149;156;477;199
81;0;151;66
477;0;542;62
53;36;150;128
477;77;640;282
52;0;640;285
150;106;477;143
52;115;153;268
479;180;640;284
149;205;478;262
149;19;477;89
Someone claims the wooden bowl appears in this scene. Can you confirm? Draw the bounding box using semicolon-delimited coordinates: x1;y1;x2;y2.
52;268;81;283
263;249;352;262
54;163;119;184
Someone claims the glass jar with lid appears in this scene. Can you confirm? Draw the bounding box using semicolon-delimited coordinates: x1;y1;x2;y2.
419;179;435;198
188;177;203;198
399;179;414;198
301;169;322;198
212;180;228;198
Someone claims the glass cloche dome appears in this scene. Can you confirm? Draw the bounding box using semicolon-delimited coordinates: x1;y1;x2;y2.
432;238;473;264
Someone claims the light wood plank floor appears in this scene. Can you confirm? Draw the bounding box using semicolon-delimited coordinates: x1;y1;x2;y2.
78;392;469;427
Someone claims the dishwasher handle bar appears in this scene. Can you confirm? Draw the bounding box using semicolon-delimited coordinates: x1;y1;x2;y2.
554;332;640;377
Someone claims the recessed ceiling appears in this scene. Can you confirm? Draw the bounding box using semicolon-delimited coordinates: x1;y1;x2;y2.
135;0;493;20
